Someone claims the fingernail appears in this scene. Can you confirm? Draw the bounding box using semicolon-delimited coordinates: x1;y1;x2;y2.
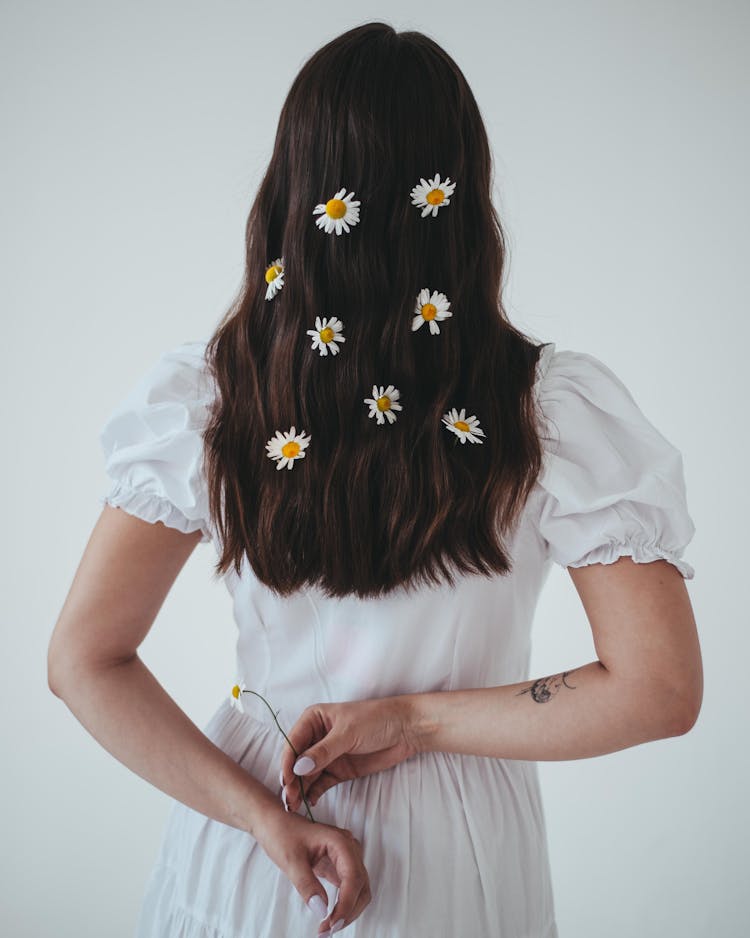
279;769;284;788
331;919;345;933
294;755;316;775
307;894;328;919
281;787;289;811
318;931;332;938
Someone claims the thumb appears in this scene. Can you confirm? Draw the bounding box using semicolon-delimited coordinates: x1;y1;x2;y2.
288;861;329;921
293;730;349;776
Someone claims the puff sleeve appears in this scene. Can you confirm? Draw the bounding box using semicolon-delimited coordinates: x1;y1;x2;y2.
99;340;215;544
533;344;696;579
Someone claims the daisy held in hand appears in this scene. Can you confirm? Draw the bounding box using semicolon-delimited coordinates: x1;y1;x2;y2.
229;684;316;822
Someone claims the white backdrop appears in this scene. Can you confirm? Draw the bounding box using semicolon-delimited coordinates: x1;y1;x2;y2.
3;1;747;935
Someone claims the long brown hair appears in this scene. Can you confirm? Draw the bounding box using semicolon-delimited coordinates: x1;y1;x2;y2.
203;22;547;599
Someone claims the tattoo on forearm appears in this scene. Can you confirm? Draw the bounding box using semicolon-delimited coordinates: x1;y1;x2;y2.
515;670;578;703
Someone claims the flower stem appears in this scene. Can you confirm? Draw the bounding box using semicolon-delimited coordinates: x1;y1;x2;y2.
241;689;316;822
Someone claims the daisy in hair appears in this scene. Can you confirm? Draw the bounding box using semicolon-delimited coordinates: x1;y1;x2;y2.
410;173;456;218
307;315;346;356
412;288;453;335
265;426;312;470
442;408;486;444
313;188;361;235
364;385;403;425
264;257;285;300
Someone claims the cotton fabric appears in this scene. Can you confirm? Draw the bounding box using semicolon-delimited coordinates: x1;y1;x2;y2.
99;339;695;938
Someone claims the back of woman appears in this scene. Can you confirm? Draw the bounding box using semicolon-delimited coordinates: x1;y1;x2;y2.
49;21;700;938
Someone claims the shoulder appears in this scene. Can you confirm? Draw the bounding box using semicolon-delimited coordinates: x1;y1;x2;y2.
532;342;677;455
110;338;212;409
99;338;216;543
529;341;696;579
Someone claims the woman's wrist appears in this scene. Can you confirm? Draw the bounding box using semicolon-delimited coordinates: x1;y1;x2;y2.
399;691;440;754
234;777;290;840
246;791;295;845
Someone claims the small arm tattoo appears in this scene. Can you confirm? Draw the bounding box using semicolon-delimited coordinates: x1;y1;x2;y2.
515;669;579;703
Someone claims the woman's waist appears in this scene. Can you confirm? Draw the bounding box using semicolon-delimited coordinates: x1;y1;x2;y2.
205;693;545;807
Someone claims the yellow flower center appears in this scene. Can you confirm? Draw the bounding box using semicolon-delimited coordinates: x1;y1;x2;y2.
426;188;445;205
281;440;301;458
454;420;470;432
231;684;241;699
376;395;391;412
265;264;282;283
320;327;335;343
326;198;347;219
421;302;437;320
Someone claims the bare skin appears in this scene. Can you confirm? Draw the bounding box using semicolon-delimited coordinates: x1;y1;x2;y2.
280;557;703;811
48;506;702;934
47;507;371;935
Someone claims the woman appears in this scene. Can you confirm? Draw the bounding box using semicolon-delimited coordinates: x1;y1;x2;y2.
47;21;702;938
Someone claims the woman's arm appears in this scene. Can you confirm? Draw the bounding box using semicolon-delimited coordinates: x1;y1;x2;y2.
47;507;286;838
280;556;703;813
404;557;704;760
49;506;373;933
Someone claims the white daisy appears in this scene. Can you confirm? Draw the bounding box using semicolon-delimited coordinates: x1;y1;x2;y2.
364;384;403;425
230;681;248;712
313;187;361;235
412;288;453;335
410;172;456;218
265;425;312;470
441;408;486;444
306;315;346;356
264;257;285;300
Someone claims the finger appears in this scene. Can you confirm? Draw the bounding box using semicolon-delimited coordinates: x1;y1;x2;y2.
289;708;356;780
289;750;394;811
297;772;340;809
279;707;322;779
312;853;342;889
293;729;350;779
287;771;324;809
281;718;317;785
319;840;370;932
286;859;330;926
326;880;373;934
280;724;329;803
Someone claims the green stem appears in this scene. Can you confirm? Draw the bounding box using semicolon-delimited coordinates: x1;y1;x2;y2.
241;689;316;822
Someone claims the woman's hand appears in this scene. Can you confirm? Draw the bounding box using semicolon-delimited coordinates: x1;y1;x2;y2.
254;809;372;935
279;696;418;813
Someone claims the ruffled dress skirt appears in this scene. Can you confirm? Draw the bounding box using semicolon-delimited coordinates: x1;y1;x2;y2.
134;696;559;938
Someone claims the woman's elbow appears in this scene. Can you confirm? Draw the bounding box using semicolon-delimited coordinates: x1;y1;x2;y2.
660;660;704;737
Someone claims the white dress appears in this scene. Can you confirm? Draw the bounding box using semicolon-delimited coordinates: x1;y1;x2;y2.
99;339;696;938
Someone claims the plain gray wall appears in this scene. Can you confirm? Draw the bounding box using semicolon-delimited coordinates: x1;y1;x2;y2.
3;0;747;934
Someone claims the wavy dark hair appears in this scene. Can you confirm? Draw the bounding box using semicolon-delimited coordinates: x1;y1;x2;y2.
203;21;547;599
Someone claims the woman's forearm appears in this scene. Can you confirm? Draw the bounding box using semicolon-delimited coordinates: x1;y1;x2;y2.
402;660;689;760
49;654;287;839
